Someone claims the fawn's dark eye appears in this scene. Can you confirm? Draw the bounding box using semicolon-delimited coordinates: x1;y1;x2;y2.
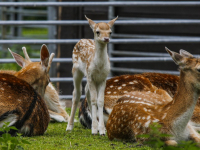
96;31;100;35
197;69;200;72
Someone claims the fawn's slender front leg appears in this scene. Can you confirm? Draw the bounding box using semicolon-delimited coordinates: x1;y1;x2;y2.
88;80;98;134
66;70;84;131
97;80;106;135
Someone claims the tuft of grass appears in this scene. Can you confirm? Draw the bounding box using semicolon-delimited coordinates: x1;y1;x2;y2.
22;108;151;150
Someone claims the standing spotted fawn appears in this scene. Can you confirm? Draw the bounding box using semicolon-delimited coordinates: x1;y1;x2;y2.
66;16;118;135
106;47;200;145
0;44;54;136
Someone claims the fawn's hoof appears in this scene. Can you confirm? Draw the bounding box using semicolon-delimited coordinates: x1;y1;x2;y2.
66;124;73;132
99;129;106;135
92;128;98;135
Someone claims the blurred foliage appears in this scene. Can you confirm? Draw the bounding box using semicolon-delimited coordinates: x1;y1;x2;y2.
138;123;200;150
0;122;30;150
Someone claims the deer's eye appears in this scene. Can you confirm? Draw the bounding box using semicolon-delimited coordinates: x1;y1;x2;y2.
197;69;200;72
96;31;100;35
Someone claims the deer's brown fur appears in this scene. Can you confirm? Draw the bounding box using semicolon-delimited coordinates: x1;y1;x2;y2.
0;47;69;123
0;73;49;136
106;48;200;145
0;44;54;136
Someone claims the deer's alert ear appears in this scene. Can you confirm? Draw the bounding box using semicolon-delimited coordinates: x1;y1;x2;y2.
179;49;193;58
22;47;32;62
40;44;50;69
85;15;96;30
107;16;118;28
165;47;187;67
8;48;28;68
40;44;54;72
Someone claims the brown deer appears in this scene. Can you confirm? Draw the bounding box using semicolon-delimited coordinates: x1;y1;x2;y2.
106;48;200;145
0;44;54;136
66;16;118;135
1;46;69;122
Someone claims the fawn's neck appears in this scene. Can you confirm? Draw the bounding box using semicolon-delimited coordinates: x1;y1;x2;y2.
164;70;199;128
93;40;108;63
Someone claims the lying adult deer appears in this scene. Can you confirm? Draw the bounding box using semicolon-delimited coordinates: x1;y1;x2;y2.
106;48;200;145
0;44;54;136
1;47;69;123
66;16;118;135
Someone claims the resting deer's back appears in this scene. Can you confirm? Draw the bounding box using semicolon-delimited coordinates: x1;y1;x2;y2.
0;73;49;136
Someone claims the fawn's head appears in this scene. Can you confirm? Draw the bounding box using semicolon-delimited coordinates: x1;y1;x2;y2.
9;44;54;97
85;15;118;44
166;47;200;90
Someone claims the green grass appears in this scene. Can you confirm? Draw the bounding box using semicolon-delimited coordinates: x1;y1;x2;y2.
22;28;48;36
22;108;151;150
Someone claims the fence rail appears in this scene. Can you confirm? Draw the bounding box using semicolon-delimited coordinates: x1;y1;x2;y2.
1;1;200;7
0;57;174;63
1;38;200;44
111;67;179;75
1;19;200;25
0;1;198;99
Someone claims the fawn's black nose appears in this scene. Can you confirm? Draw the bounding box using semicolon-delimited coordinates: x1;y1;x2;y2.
104;37;110;42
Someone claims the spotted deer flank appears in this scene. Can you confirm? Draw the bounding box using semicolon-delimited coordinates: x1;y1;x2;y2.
66;15;118;135
106;47;200;146
0;44;54;136
79;74;173;129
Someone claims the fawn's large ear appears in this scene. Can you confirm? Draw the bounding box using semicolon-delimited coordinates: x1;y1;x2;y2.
85;15;96;30
40;44;50;70
22;46;32;62
107;16;118;28
165;47;186;66
47;53;54;73
8;48;28;68
179;49;193;58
